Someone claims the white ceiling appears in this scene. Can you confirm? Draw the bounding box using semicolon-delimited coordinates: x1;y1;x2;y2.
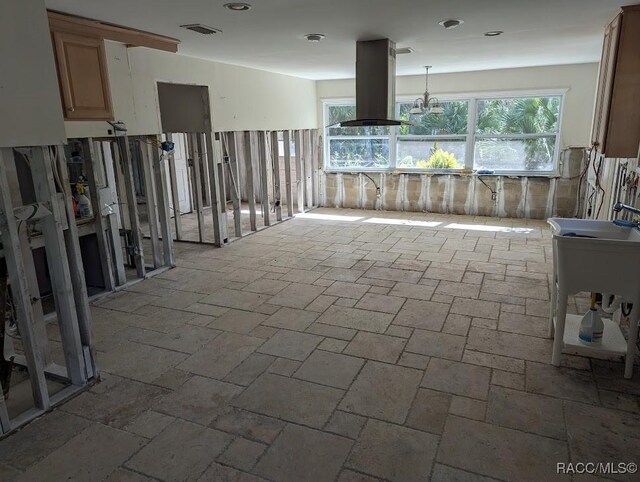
44;0;631;80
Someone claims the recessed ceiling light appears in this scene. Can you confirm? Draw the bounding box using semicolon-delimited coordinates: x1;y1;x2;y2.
438;19;464;30
181;24;222;35
396;47;414;55
223;3;252;11
304;33;326;42
484;30;504;37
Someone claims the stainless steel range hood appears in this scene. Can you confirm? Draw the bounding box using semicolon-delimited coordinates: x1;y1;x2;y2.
338;38;408;127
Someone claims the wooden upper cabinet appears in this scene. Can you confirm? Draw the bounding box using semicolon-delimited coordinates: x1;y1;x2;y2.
591;5;640;158
52;31;113;121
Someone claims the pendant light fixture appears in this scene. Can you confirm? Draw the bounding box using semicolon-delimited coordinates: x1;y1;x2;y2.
409;66;444;115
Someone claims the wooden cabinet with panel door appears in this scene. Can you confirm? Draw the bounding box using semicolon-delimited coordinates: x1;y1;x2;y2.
591;5;640;158
51;30;113;121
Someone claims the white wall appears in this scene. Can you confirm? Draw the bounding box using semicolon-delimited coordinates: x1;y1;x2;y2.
65;42;318;139
317;63;599;149
0;0;66;147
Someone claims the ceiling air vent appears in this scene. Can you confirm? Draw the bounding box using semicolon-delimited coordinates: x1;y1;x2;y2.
180;24;222;35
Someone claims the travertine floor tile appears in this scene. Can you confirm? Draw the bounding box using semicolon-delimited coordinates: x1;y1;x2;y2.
354;293;405;314
487;386;565;439
294;350;364;389
212;408;285;444
346;419;439;482
233;373;343;428
217;437;266;471
405;329;466;361
405;388;451;434
268;283;325;309
340;361;422;424
393;299;450;331
526;361;599;403
437;416;568;481
344;332;406;363
207;309;267;334
254;424;353;482
316;305;393;333
422;358;491;400
257;329;323;360
324;411;367;439
262;307;319;331
126;419;232;481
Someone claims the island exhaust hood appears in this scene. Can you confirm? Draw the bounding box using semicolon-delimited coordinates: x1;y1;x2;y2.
337;38;408;127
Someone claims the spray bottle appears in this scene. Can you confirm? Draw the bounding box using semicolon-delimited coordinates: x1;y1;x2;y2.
578;292;604;344
76;183;93;218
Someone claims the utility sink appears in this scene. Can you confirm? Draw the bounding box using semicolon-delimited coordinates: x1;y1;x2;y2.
548;218;640;298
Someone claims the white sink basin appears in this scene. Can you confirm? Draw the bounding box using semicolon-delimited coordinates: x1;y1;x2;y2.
548;218;640;298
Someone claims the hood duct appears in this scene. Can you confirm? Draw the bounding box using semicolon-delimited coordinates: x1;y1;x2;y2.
337;38;408;127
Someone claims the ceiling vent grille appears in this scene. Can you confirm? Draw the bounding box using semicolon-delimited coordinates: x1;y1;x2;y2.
180;24;222;35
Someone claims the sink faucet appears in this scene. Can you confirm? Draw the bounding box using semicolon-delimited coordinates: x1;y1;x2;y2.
613;201;640;217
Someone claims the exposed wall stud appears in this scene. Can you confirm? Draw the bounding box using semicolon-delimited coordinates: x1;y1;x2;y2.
151;135;176;264
294;130;305;212
283;130;293;218
243;131;258;231
257;131;271;227
204;132;224;246
165;133;183;241
270;131;283;221
140;140;162;267
224;132;243;237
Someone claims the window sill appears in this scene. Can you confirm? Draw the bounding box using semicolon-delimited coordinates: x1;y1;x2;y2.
323;169;560;178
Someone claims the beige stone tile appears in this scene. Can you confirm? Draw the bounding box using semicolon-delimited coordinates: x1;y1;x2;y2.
526;361;599;403
126;419;232;481
18;424;145;482
305;294;339;312
451;298;500;319
317;337;348;352
217;437;266;472
0;410;92;470
324;280;370;299
388;282;435;300
200;288;271;311
526;298;551;317
344;332;406;363
406;329;466;361
354;293;406;314
212;407;285;444
268;283;326;309
306;322;357;340
224;353;276;386
393;299;450;331
598;389;640;414
316;305;394;333
467;261;506;275
487;386;565;439
462;349;526;374
436;281;480;299
406;388;451;434
340;361;422;423
267;357;303;376
384;324;412;338
255;424;353;482
123;410;174;439
347;419;439;482
335;297;358;307
262;307;319;331
483;278;548;301
437;416;568;481
450;396;486;420
154;375;242;425
280;268;324;284
424;265;466;282
294;350;364;389
465;327;552;363
565;401;640;477
242;278;290;295
257;329;323;360
398;352;430;370
471;317;498;330
362;266;422;283
337;470;381;482
197;463;266;481
105;468;156;481
325;410;368;439
249;325;279;339
322;267;366;282
233;373;343;428
491;369;525;390
422;358;491;400
498;312;548;337
177;332;265;379
61;376;166;429
443;314;471;336
431;464;498;482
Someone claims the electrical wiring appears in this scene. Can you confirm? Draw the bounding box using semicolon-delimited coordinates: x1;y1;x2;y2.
574;146;593;217
477;176;497;200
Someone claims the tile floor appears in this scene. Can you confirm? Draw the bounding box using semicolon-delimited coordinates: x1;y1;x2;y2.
2;208;640;482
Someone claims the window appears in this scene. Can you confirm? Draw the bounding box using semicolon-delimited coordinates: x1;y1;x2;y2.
323;93;563;174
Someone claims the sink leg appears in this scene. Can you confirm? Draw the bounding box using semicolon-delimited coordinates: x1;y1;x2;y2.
549;277;557;338
624;305;640;379
552;289;568;367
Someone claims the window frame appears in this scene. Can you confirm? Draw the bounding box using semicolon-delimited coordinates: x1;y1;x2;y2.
323;89;566;176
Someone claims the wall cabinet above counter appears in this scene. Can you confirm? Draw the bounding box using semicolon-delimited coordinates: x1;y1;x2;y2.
47;11;180;122
591;5;640;158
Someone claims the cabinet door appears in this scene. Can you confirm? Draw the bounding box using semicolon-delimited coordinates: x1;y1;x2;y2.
53;31;113;120
591;14;621;150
